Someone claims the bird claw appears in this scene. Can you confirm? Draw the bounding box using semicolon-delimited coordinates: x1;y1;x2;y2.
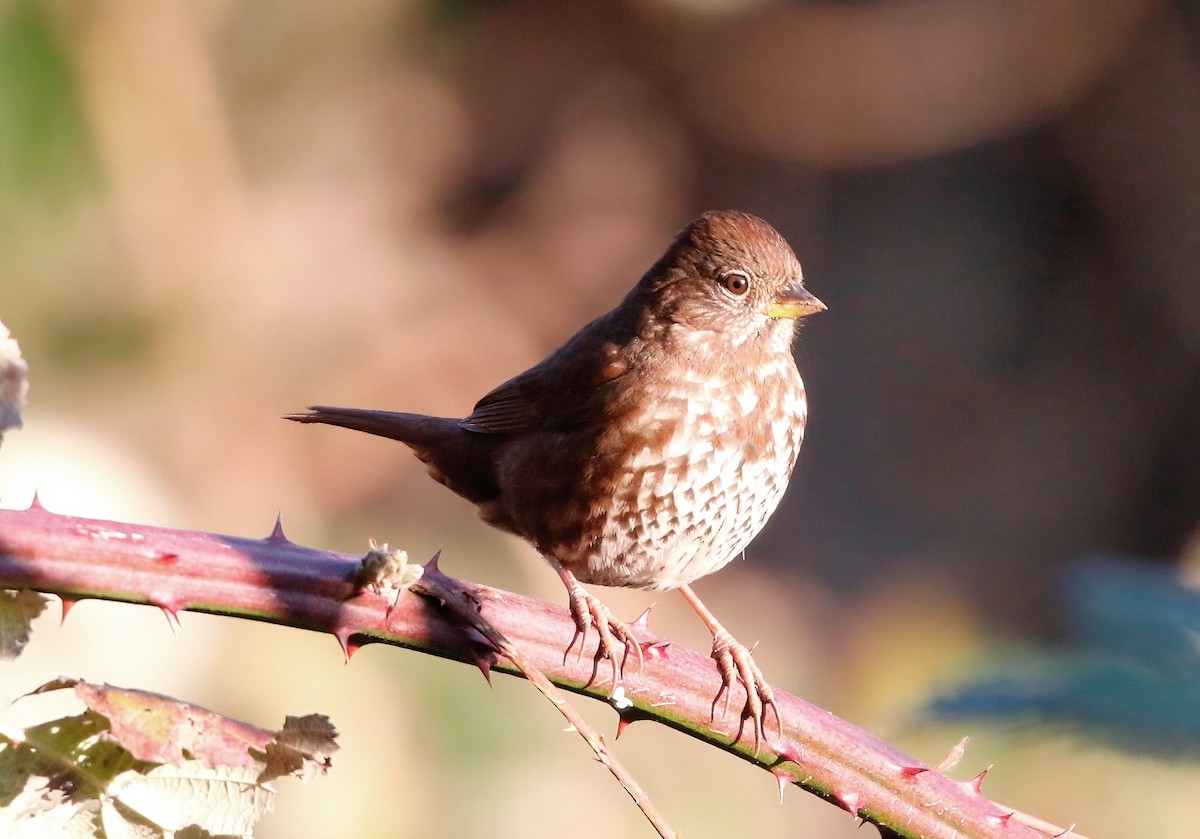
709;629;780;752
564;585;644;689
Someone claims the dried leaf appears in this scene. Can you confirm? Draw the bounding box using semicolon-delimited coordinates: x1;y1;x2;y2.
0;590;49;660
72;682;272;767
0;319;28;442
0;776;98;839
2;679;336;838
105;761;274;838
255;714;338;783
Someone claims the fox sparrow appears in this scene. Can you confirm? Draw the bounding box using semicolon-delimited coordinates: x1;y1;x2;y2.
289;210;824;741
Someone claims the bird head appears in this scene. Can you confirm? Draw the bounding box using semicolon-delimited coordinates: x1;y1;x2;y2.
637;211;825;345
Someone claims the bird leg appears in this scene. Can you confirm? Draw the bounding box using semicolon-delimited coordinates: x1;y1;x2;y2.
678;583;780;749
552;561;643;689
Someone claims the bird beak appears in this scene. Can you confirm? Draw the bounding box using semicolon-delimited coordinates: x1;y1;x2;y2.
768;280;826;319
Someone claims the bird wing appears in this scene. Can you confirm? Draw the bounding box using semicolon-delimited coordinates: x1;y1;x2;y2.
459;373;540;433
460;324;633;435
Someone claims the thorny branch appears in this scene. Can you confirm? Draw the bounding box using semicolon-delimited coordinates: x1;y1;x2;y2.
0;501;1072;838
409;552;676;838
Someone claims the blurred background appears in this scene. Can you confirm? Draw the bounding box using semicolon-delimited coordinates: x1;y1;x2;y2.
2;0;1199;836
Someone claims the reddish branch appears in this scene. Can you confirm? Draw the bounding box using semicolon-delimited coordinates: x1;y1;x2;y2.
412;551;676;837
0;501;1052;838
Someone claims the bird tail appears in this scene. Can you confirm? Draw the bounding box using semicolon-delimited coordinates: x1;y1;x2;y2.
287;405;501;505
285;406;452;446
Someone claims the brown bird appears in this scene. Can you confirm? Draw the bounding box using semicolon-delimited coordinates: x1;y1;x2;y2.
288;210;824;739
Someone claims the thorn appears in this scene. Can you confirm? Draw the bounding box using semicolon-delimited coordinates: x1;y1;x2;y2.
951;764;992;797
630;604;656;635
332;627;361;661
612;693;652;740
996;812;1015;826
149;593;185;634
614;710;633;739
642;639;672;660
628;605;672;659
1055;825;1077;838
960;765;992;795
158;604;181;636
469;646;498;684
426;550;443;574
464;624;502;655
773;743;803;766
936;735;969;772
771;767;792;804
900;765;931;779
59;597;78;625
28;490;44;511
266;514;289;544
154;551;179;564
615;712;635;740
832;789;862;820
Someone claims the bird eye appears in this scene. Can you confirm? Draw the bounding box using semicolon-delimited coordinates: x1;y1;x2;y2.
720;271;750;296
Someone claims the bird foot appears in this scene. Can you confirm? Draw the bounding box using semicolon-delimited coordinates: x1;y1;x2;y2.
563;583;644;689
710;629;780;751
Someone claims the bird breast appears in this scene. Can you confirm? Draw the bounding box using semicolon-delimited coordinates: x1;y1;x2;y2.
525;339;808;591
